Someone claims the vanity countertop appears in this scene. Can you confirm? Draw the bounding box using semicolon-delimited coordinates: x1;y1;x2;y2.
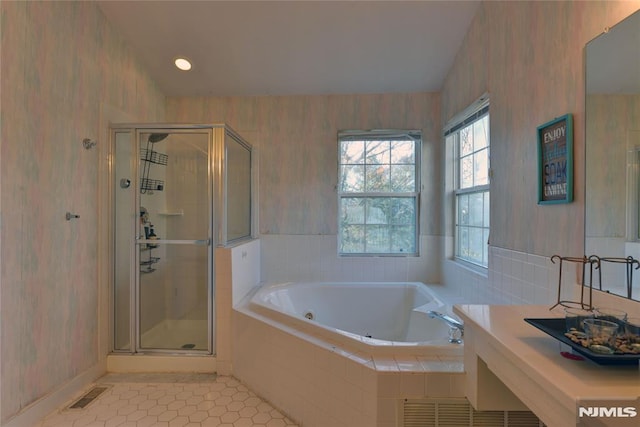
453;304;639;427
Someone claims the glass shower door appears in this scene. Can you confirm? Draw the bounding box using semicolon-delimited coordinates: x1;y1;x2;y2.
136;130;212;352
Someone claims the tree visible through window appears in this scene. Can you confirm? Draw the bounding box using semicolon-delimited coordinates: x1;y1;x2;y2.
338;131;421;255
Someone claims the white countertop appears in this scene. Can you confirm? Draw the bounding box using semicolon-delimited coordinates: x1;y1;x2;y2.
454;304;640;426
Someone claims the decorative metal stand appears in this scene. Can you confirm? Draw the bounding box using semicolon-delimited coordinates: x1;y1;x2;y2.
549;254;640;309
595;256;639;300
549;255;600;310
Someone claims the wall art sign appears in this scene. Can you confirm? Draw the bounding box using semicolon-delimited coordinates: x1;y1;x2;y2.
537;114;573;204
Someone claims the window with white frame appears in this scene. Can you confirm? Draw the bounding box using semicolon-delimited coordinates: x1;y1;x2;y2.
338;130;421;256
446;103;490;267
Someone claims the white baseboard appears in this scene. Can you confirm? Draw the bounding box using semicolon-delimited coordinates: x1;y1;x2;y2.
3;361;106;427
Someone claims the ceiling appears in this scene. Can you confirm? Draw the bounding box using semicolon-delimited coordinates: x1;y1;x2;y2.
96;0;481;97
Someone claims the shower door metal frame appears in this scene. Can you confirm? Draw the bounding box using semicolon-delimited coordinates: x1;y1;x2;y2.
110;124;218;355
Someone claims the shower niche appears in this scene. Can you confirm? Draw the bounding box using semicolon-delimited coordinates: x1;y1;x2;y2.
110;124;253;354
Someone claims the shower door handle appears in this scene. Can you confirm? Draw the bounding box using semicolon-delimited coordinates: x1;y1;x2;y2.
137;239;210;245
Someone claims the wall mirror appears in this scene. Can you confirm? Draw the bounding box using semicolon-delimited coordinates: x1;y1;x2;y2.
585;9;640;301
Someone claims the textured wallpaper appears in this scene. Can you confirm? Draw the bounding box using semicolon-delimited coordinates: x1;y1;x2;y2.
2;0;640;423
441;0;640;257
167;93;442;236
0;1;165;421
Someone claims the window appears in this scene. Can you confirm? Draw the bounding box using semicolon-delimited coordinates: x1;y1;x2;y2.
446;103;490;267
338;130;421;256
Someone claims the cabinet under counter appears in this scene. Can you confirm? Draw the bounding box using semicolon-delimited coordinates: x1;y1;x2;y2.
453;304;640;427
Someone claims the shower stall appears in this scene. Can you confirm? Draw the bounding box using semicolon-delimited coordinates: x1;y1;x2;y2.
109;124;252;354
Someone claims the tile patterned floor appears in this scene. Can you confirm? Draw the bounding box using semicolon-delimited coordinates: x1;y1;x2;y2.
33;374;299;427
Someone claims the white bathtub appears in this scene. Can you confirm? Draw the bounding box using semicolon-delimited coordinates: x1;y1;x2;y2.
244;281;463;356
234;281;465;426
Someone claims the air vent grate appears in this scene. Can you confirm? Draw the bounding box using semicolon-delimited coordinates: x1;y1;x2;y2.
505;411;543;426
68;386;108;409
472;409;505;426
403;400;436;426
439;402;471;426
402;399;543;427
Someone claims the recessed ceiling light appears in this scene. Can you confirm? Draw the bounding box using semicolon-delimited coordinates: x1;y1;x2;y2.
174;57;192;71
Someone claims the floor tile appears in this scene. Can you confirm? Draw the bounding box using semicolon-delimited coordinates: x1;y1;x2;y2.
33;374;298;427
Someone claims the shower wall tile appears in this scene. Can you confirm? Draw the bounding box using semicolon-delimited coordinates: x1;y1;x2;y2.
1;0;165;422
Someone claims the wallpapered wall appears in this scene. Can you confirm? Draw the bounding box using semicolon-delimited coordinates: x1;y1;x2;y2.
441;0;640;259
0;1;165;422
2;0;639;423
166;93;442;238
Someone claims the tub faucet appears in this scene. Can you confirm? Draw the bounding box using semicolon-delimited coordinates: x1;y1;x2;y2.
427;311;464;344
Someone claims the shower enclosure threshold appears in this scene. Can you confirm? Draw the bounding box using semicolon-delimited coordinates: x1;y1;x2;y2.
141;318;208;350
107;354;216;373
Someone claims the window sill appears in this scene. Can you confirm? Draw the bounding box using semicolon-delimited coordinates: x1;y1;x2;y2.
339;252;419;258
451;257;489;278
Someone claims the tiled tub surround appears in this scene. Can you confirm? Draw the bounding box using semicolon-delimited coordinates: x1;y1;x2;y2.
233;283;465;427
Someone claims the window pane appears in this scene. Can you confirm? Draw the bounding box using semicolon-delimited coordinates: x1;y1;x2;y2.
366;225;390;253
459;226;469;258
338;131;420;256
341;140;365;164
474;116;489;150
390;141;415;164
366;198;390;225
458;194;469;225
469;192;484;227
461;156;473;188
468;228;484;264
341;198;365;224
340;165;365;192
474;148;489;186
484;192;490;227
366;140;390;164
391;226;415;253
390;198;415;225
390;165;415;192
365;164;390;192
452;107;489;267
460;125;473;156
341;225;365;253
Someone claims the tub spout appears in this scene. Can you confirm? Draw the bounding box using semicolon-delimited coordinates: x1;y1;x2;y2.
427;311;464;343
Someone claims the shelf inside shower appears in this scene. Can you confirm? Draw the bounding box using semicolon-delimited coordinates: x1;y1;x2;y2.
140;252;160;274
140;147;167;193
140;148;168;165
140;178;164;192
159;209;184;216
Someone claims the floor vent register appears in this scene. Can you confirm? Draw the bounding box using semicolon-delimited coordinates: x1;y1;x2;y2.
68;386;109;409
